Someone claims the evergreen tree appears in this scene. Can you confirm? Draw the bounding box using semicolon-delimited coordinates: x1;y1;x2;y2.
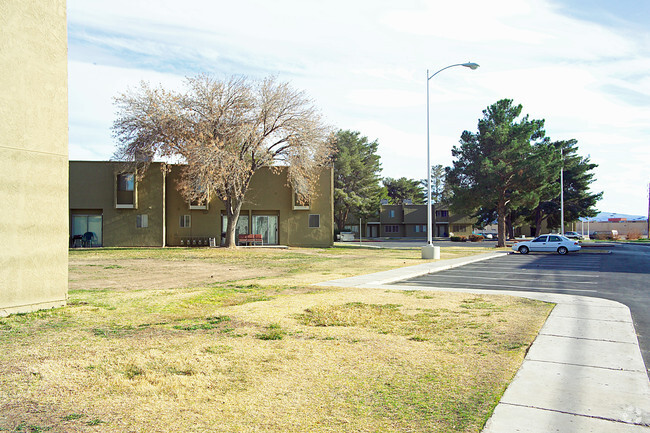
446;99;552;246
528;139;601;234
333;130;383;231
424;164;450;204
383;177;426;205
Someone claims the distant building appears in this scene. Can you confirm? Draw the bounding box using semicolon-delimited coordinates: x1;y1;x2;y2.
342;203;474;238
1;1;69;316
69;162;334;248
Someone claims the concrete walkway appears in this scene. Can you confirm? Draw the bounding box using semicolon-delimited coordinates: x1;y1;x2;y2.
317;252;650;432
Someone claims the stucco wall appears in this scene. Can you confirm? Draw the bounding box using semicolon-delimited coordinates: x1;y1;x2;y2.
0;1;68;316
165;165;334;248
69;162;167;247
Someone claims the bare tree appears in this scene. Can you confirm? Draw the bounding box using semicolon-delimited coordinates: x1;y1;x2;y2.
112;75;335;247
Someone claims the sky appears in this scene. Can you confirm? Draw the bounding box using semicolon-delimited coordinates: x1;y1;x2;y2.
67;0;650;216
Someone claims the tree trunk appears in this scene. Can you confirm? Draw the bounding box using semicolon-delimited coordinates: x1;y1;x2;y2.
335;207;349;232
224;198;243;248
534;207;543;237
497;200;506;247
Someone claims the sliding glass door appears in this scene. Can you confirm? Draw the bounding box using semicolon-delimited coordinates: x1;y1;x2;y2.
252;215;278;245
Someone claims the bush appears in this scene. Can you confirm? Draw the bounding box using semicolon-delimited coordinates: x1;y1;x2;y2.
468;234;484;242
451;236;467;242
626;231;642;240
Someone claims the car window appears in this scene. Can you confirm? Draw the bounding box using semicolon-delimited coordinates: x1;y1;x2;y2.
548;235;562;242
532;236;547;242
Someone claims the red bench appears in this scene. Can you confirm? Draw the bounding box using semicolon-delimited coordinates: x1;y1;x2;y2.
238;234;263;246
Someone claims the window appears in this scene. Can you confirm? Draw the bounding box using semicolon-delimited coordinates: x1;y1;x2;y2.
116;173;135;208
414;225;426;233
452;225;467;232
118;173;134;191
180;215;191;228
548;235;562;242
136;214;148;228
436;210;449;217
189;197;208;210
71;214;102;247
385;225;399;233
292;192;310;210
532;236;547;243
308;214;320;228
389;210;395;218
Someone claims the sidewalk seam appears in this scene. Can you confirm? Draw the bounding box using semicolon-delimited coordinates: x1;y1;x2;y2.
539;332;640;345
499;402;650;427
524;358;646;373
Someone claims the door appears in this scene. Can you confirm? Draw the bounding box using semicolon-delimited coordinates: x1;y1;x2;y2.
252;215;278;245
71;214;103;246
221;215;249;245
546;235;563;252
530;235;549;252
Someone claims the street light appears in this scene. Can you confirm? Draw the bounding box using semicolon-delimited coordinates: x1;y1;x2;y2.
553;146;567;235
422;62;479;259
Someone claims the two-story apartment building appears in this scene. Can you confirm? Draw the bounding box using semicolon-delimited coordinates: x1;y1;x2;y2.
69;161;334;248
343;203;474;239
378;204;474;238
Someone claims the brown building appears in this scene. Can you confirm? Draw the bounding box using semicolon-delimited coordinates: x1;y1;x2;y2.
69;162;334;248
343;203;474;239
1;1;69;316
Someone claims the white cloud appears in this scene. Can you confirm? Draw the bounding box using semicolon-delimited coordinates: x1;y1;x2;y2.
66;0;650;214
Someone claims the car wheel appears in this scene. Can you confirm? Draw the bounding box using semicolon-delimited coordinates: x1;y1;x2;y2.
518;245;529;254
557;246;568;255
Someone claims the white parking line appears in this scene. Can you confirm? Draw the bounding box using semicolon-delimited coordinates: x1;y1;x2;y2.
454;269;597;278
412;281;599;292
427;275;598;285
466;265;599;272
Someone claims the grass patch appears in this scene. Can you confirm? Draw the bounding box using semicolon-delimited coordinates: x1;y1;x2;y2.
256;323;286;340
0;246;552;432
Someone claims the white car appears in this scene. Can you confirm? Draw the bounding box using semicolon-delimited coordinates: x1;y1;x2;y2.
512;234;581;255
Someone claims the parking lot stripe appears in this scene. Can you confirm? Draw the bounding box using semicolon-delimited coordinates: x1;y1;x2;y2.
414;281;599;292
455;269;597;278
426;275;599;285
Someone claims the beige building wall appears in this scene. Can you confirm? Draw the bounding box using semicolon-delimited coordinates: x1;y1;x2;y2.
0;1;69;316
69;162;334;248
69;162;167;247
580;220;648;237
165;165;334;248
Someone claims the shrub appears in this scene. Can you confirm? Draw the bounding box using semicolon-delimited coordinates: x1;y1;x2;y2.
468;234;484;242
626;231;642;240
450;236;461;242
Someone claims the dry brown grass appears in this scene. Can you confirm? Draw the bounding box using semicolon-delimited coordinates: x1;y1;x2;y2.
0;246;552;432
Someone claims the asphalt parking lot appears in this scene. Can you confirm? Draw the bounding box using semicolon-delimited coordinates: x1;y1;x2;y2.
398;243;650;371
400;251;604;295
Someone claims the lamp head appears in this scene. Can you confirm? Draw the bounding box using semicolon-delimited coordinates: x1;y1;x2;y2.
462;62;480;70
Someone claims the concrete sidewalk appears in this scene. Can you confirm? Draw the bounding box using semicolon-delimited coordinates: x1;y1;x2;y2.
317;252;650;432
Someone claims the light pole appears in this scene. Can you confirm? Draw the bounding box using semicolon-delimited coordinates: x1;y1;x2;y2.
422;62;479;259
558;147;566;236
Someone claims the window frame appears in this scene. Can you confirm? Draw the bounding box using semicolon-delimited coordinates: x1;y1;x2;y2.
115;172;137;209
136;214;148;228
179;215;191;228
292;191;311;210
308;214;320;228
